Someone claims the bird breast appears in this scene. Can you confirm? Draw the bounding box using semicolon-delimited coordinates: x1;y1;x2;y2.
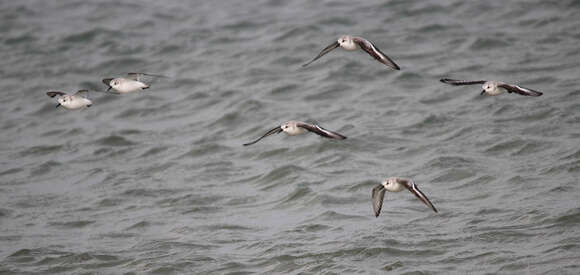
341;41;358;51
384;182;405;192
284;126;306;136
487;86;506;96
63;97;92;109
116;79;148;93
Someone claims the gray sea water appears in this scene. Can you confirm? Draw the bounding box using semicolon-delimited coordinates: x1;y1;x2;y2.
1;0;580;274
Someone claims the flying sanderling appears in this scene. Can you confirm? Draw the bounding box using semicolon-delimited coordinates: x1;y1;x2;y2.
46;90;92;110
372;177;438;217
302;35;400;70
102;72;167;94
243;120;346;146
440;78;543;96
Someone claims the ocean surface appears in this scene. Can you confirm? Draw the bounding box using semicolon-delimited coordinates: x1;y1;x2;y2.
1;0;580;274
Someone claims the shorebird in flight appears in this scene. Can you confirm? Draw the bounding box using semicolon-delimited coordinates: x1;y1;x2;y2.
243;120;346;146
302;35;400;70
372;177;438;217
440;78;543;96
102;72;167;94
46;90;92;110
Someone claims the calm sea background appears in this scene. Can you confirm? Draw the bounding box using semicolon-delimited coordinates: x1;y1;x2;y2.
1;0;580;274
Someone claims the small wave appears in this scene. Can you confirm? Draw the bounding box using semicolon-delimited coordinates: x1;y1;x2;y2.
450;175;495;190
484;139;524;155
416;23;456;33
426;155;475;169
19;145;63;157
201;224;254;231
0;167;23;177
273;26;320;42
62;28;110;44
96;198;124;207
431;168;476;183
469;37;511;50
48;220;95;229
290;223;331;233
312;194;359;206
0;208;13;218
251;148;290;160
276;186;313;206
4;33;37;46
211;112;242;127
125;221;152;231
178;144;229;159
122;188;177;198
95;135;137;147
315;16;355;26
306;210;367;222
254;165;305;188
30;160;62;177
140;146;170;158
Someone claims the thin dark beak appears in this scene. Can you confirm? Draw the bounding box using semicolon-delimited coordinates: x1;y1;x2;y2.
107;86;112;91
55;103;61;108
480;90;486;95
102;78;113;91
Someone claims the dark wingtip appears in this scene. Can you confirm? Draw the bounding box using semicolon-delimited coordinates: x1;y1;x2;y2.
440;78;450;83
46;91;64;98
431;205;439;213
243;140;257;146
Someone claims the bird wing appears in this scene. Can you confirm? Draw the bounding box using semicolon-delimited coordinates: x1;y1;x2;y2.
74;90;89;98
400;179;438;213
46;91;66;98
372;184;386;217
440;79;486;86
296;122;347;139
243;126;283;146
126;72;168;82
353;37;400;70
498;83;543;96
302;41;340;67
